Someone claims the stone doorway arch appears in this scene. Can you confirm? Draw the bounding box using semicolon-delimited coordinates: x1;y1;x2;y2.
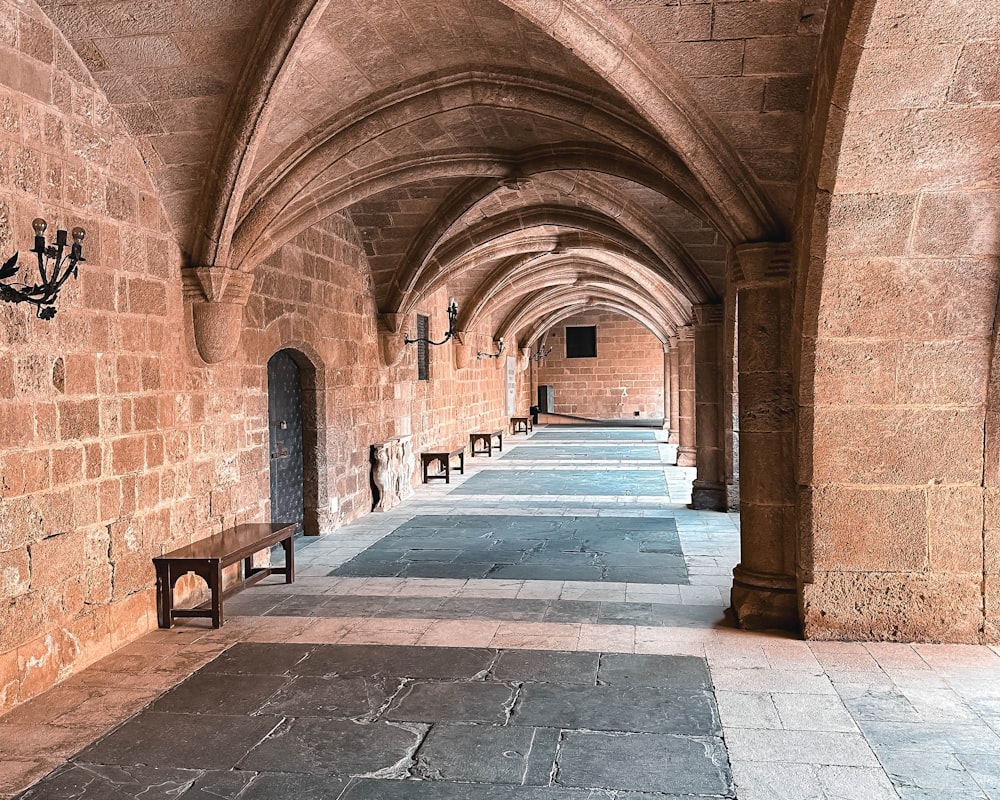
267;348;322;537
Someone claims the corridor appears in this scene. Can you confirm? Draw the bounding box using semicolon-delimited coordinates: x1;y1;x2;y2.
5;427;1000;799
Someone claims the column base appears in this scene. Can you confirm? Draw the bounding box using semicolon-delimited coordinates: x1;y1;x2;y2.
676;446;696;467
730;564;800;632
690;480;727;511
668;428;679;444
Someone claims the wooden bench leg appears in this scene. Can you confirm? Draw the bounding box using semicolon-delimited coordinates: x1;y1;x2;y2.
457;451;465;474
282;535;295;583
210;562;223;628
155;561;174;629
444;457;451;484
497;433;503;451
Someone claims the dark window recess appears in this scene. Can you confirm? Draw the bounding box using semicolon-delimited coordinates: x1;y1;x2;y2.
417;314;429;380
566;325;597;358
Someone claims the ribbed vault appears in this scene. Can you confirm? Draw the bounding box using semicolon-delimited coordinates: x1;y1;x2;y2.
36;0;812;359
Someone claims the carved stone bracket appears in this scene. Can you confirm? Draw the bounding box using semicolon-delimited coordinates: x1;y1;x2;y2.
372;435;414;512
692;302;724;327
183;267;256;364
378;313;407;368
733;242;793;288
454;341;473;371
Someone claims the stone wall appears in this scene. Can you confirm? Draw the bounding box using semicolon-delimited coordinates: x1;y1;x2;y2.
535;311;664;421
796;0;1000;642
0;2;514;711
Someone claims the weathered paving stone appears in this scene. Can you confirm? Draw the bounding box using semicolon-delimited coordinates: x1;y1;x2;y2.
491;651;600;685
512;684;720;735
199;642;314;675
150;672;288;716
413;725;560;784
503;445;661;460
296;645;496;680
528;430;657;441
19;645;732;800
77;712;282;770
598;653;712;690
450;470;668;496
16;763;202;800
385;682;516;724
260;675;401;718
239;717;424;776
330;515;684;584
239;772;349;799
338;780;616;798
554;731;733;795
178;769;256;799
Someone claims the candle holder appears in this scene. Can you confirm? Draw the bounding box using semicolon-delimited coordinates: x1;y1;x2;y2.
0;218;85;319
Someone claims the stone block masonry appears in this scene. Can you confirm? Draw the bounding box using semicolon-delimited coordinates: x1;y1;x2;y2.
536;310;664;421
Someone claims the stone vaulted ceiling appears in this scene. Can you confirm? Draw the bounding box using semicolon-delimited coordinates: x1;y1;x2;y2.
36;0;827;351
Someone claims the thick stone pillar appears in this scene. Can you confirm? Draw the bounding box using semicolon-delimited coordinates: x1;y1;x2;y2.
668;338;680;443
730;242;798;631
675;327;696;466
661;344;671;431
691;303;727;511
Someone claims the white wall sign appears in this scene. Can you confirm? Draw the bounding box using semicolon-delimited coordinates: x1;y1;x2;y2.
506;355;517;416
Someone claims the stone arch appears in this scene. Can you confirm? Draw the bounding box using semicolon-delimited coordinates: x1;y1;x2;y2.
795;0;1000;642
460;256;689;340
231;71;727;273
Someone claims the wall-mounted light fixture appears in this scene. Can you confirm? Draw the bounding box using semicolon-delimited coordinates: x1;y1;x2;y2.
530;339;552;362
0;218;85;319
477;337;505;360
405;297;458;346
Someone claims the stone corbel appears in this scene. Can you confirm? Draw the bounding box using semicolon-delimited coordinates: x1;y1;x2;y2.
378;313;407;368
454;340;473;371
519;347;531;372
183;267;255;364
733;242;793;288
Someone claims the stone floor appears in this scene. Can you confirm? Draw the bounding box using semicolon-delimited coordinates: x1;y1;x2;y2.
3;425;1000;799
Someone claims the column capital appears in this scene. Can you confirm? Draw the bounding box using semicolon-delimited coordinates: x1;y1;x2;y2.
732;241;793;287
677;324;695;342
692;302;724;327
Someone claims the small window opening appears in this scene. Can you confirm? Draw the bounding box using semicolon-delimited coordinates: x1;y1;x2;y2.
417;314;429;380
566;325;597;358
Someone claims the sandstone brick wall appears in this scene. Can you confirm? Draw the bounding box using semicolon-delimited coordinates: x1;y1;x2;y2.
797;0;1000;642
0;1;515;711
245;216;510;529
535;311;664;421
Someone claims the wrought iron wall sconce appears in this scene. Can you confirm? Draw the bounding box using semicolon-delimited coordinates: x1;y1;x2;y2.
530;341;552;362
405;297;458;346
477;337;505;360
0;218;85;319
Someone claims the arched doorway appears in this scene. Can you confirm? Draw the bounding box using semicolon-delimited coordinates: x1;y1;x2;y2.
267;349;306;534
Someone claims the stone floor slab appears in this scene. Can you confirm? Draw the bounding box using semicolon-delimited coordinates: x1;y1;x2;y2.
77;712;281;770
554;730;733;795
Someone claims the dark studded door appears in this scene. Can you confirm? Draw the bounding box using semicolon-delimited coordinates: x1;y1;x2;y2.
267;350;304;534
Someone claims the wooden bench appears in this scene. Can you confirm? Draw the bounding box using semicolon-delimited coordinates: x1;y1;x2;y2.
153;522;296;629
470;429;503;457
510;415;533;435
420;447;465;483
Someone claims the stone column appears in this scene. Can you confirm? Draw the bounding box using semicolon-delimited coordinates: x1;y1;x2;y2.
668;338;680;444
691;303;727;511
730;242;798;631
661;344;671;431
676;327;696;467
